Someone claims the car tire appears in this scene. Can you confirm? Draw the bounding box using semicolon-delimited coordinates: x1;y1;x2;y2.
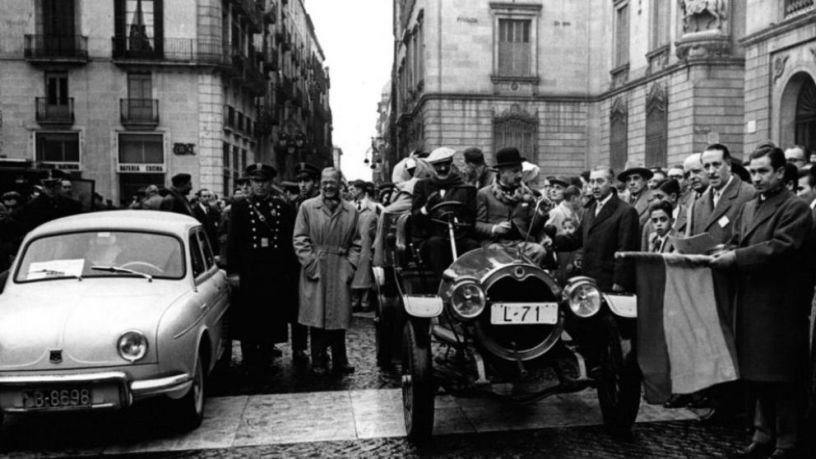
401;319;434;443
597;315;641;436
172;353;205;431
375;291;396;368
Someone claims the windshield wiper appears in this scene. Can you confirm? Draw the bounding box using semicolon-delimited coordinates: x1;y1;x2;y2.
91;265;153;282
27;269;82;281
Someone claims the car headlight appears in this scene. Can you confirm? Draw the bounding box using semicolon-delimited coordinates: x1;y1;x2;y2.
117;331;148;362
450;280;486;320
564;278;602;318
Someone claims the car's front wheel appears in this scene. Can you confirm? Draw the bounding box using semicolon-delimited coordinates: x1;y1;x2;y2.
171;353;205;431
597;315;641;435
401;319;434;443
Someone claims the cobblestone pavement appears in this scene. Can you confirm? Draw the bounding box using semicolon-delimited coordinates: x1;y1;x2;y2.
1;312;814;458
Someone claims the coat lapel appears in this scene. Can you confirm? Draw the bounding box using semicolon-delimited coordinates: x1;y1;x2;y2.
706;178;739;230
589;194;617;232
741;189;789;242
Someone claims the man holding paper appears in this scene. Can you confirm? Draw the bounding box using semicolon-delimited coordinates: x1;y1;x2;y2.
711;144;814;459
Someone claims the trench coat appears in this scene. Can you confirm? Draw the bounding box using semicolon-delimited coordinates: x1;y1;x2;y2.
226;194;297;344
730;187;815;382
293;197;361;330
351;204;377;290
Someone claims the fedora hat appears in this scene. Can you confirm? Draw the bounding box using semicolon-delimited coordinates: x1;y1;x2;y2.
494;147;525;168
617;162;654;182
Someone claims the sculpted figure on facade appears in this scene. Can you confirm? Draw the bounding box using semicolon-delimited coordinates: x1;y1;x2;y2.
678;0;728;33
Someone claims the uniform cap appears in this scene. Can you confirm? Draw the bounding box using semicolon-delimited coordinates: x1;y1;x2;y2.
245;163;277;181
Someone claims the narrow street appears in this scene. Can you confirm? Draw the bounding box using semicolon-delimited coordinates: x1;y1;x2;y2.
0;313;788;458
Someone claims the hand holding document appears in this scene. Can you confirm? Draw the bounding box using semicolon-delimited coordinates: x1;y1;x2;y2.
669;232;717;255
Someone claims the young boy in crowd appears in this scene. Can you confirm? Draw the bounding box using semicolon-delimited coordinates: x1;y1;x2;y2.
642;200;676;253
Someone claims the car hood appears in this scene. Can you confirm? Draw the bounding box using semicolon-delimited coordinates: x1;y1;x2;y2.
0;278;189;371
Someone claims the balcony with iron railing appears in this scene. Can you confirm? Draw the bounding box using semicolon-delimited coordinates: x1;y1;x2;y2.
25;35;88;63
120;99;159;128
785;0;815;17
36;98;74;125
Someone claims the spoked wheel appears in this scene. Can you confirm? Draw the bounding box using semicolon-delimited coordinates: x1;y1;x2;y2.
402;319;435;443
171;353;205;431
596;315;641;435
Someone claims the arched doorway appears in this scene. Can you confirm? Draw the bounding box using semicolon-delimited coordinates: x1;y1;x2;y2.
780;72;816;151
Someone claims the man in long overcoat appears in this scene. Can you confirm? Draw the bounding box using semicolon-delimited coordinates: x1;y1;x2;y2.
711;144;814;458
350;181;377;311
293;167;361;375
227;164;297;373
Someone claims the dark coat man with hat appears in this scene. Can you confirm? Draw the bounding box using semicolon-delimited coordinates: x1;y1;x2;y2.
462;147;495;190
411;146;478;277
618;164;654;227
160;173;194;216
227;163;298;371
475;147;550;264
711;144;814;458
14;169;82;236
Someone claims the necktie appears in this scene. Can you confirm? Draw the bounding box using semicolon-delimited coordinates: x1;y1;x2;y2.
712;190;721;208
651;235;662;253
595;202;602;217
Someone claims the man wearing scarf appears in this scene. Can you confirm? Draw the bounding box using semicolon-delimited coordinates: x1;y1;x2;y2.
411;146;478;276
475;147;550;264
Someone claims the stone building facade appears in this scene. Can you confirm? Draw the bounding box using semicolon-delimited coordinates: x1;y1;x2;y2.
391;0;813;179
0;0;332;204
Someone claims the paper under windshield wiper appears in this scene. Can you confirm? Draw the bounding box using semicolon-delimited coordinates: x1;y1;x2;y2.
91;265;153;282
27;268;82;281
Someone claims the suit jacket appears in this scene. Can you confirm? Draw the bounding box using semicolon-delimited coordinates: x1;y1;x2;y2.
192;202;221;252
730;188;814;382
641;228;676;253
689;176;754;244
673;191;695;234
475;185;545;242
159;188;193;216
411;178;477;239
554;193;640;292
626;189;653;227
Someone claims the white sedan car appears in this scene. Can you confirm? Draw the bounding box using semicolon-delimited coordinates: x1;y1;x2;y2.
0;210;230;430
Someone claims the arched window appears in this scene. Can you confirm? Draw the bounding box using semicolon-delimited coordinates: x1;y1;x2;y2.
494;105;537;164
795;75;816;150
610;97;628;172
645;83;668;168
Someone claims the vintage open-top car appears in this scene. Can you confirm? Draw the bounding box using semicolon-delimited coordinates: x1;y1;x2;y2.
0;210;230;430
373;201;642;442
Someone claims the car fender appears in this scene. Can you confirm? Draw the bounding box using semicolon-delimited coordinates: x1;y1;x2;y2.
603;293;637;319
402;294;443;318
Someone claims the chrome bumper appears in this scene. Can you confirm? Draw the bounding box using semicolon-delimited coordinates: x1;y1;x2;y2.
0;371;192;412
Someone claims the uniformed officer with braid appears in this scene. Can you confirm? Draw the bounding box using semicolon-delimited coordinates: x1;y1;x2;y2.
226;163;298;374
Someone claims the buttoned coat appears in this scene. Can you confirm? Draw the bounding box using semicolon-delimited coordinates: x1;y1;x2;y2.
351;203;377;289
555;193;640;292
227;194;297;343
628;189;653;228
689;177;754;244
730;188;814;382
294;197;361;330
475;185;546;242
411;178;477;239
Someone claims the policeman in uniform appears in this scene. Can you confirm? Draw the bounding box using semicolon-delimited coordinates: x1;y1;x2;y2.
226;163;298;373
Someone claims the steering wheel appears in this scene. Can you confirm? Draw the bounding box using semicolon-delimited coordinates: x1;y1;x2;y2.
120;261;164;275
428;201;474;237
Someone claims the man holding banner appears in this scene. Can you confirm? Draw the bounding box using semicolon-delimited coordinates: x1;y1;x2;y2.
710;144;814;459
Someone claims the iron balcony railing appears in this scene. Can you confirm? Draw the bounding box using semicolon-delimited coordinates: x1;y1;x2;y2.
120;99;159;127
35;98;74;125
25;35;88;61
785;0;814;16
112;37;232;64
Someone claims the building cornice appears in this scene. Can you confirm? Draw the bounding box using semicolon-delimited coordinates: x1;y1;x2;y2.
395;58;745;120
739;13;816;47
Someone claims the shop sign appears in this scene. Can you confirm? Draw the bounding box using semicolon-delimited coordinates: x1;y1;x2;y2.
117;164;165;173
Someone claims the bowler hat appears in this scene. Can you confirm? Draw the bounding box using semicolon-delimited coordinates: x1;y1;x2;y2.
245;163;277;181
617;162;654;182
494;147;525;168
295;162;320;180
463;147;485;165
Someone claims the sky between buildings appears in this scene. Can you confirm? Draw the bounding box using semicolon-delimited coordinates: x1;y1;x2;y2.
307;0;393;182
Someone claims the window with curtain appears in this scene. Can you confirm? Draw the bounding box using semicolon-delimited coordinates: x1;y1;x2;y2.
36;132;79;163
614;3;630;67
118;133;163;164
498;19;532;76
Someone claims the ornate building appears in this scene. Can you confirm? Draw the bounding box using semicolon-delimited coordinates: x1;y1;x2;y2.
0;0;332;204
391;0;815;178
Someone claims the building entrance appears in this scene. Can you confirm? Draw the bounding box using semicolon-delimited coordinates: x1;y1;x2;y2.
119;173;165;208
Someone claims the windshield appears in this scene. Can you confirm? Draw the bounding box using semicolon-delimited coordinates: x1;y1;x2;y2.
14;231;185;282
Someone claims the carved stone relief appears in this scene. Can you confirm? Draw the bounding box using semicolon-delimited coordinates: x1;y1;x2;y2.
678;0;728;33
773;55;790;84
